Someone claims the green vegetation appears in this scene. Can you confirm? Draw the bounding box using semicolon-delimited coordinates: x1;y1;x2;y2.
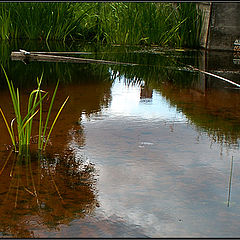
0;2;203;48
0;2;86;41
0;66;69;155
175;3;203;48
78;2;203;48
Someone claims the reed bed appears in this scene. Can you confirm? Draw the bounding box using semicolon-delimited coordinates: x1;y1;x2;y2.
0;2;203;48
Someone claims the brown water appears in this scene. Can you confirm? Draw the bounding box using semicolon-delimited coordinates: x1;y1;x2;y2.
0;41;240;237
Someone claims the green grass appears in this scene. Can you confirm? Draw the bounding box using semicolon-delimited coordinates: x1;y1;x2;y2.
0;66;69;155
76;2;203;48
0;2;91;41
0;2;203;48
174;3;203;48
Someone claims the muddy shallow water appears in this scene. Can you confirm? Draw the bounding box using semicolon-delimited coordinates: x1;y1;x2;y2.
0;41;240;237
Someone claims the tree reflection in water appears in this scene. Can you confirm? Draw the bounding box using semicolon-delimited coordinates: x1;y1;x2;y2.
0;149;98;238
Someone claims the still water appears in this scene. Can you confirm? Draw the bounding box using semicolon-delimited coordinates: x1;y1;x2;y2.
0;41;240;237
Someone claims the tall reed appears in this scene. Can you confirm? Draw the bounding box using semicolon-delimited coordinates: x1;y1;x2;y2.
0;2;203;48
76;2;203;48
0;6;11;40
174;3;203;48
0;2;91;41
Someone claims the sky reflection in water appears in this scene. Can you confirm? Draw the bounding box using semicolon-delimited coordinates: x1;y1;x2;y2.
74;77;240;238
109;75;188;123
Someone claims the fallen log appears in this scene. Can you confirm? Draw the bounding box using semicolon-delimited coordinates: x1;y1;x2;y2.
11;51;138;66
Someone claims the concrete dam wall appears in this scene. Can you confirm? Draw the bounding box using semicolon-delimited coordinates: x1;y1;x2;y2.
199;2;240;51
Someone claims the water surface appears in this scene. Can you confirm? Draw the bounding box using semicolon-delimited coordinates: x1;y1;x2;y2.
0;41;240;237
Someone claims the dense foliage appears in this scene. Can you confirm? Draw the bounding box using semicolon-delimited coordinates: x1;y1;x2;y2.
0;2;203;48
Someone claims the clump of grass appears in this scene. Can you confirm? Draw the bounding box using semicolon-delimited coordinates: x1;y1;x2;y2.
0;66;69;155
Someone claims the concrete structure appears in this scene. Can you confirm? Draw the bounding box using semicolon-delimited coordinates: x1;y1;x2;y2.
199;2;240;51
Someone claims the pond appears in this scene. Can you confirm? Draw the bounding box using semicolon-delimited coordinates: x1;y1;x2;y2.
0;40;240;238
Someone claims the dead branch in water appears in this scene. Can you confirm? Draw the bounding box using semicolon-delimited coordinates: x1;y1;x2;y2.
186;64;240;88
11;50;138;66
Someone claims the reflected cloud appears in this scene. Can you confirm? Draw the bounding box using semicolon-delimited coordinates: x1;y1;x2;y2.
109;77;187;123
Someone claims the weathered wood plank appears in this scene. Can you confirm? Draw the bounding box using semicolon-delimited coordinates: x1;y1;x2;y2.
11;51;138;66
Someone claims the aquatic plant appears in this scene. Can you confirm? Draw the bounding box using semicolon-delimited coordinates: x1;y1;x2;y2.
0;66;69;155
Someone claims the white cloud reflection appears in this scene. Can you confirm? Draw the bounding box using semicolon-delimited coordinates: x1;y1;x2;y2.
109;76;187;123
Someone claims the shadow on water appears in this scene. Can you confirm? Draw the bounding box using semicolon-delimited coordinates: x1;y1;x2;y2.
0;40;115;89
0;150;97;238
0;39;201;88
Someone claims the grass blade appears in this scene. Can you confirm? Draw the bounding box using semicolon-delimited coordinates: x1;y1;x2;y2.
43;96;69;151
20;109;40;136
40;81;59;150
